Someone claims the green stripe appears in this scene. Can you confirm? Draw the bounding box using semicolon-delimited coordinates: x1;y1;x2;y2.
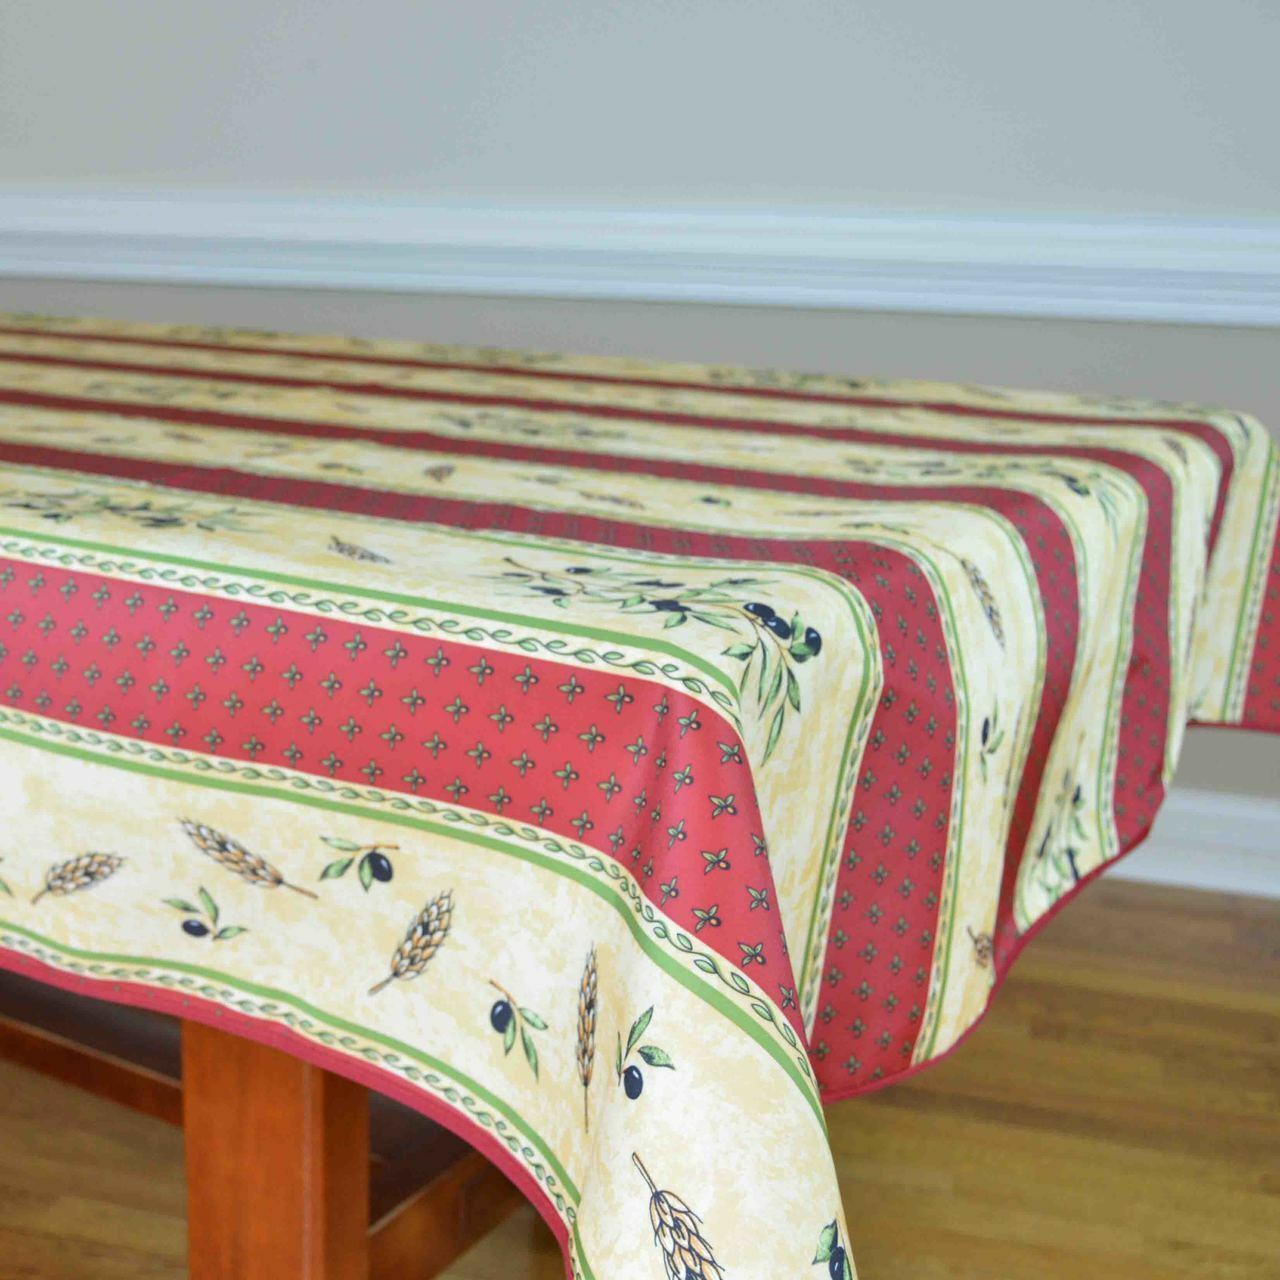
571;1221;597;1280
0;719;826;1132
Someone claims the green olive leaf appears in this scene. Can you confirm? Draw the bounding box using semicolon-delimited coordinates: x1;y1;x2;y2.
767;657;784;707
521;1026;539;1079
690;612;737;632
213;926;247;942
785;666;801;712
636;1045;675;1069
519;1008;548;1030
764;703;786;760
813;1220;838;1263
756;645;770;701
197;887;218;926
163;897;200;913
503;1016;517;1056
320;858;354;880
626;1006;654;1057
358;855;375;892
321;836;362;852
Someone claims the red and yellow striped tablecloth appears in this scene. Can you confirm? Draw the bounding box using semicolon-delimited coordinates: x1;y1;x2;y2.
0;313;1276;1279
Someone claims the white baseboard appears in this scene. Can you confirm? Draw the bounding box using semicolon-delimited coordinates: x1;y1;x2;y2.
0;191;1278;327
1109;788;1280;898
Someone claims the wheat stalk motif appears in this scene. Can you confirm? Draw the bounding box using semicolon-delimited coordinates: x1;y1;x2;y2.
179;820;317;898
576;947;598;1130
633;1153;724;1279
30;853;124;904
368;890;453;995
960;557;1006;648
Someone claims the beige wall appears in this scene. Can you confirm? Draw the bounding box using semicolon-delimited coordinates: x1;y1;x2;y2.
1;275;1275;797
1;1;1278;216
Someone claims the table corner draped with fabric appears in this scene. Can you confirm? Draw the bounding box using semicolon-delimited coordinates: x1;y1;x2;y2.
0;312;1276;1280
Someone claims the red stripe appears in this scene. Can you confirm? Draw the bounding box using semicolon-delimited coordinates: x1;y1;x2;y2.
1243;523;1280;730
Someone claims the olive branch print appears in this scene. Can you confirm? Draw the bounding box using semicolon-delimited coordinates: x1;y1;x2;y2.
487;979;547;1079
722;602;822;760
163;887;247;942
318;836;397;892
1041;467;1126;536
30;853;124;904
494;558;823;759
615;1005;675;1101
0;487;255;533
1030;769;1090;902
633;1153;724;1280
495;557;770;625
813;1219;853;1280
978;706;1005;781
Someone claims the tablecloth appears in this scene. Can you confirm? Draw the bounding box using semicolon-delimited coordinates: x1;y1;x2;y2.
0;313;1276;1280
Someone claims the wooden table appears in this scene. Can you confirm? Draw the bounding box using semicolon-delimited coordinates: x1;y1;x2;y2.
0;969;522;1279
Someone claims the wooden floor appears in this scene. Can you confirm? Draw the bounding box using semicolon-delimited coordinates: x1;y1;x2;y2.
1;880;1277;1280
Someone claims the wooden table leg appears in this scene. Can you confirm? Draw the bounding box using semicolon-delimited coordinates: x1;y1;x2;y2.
182;1019;370;1280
